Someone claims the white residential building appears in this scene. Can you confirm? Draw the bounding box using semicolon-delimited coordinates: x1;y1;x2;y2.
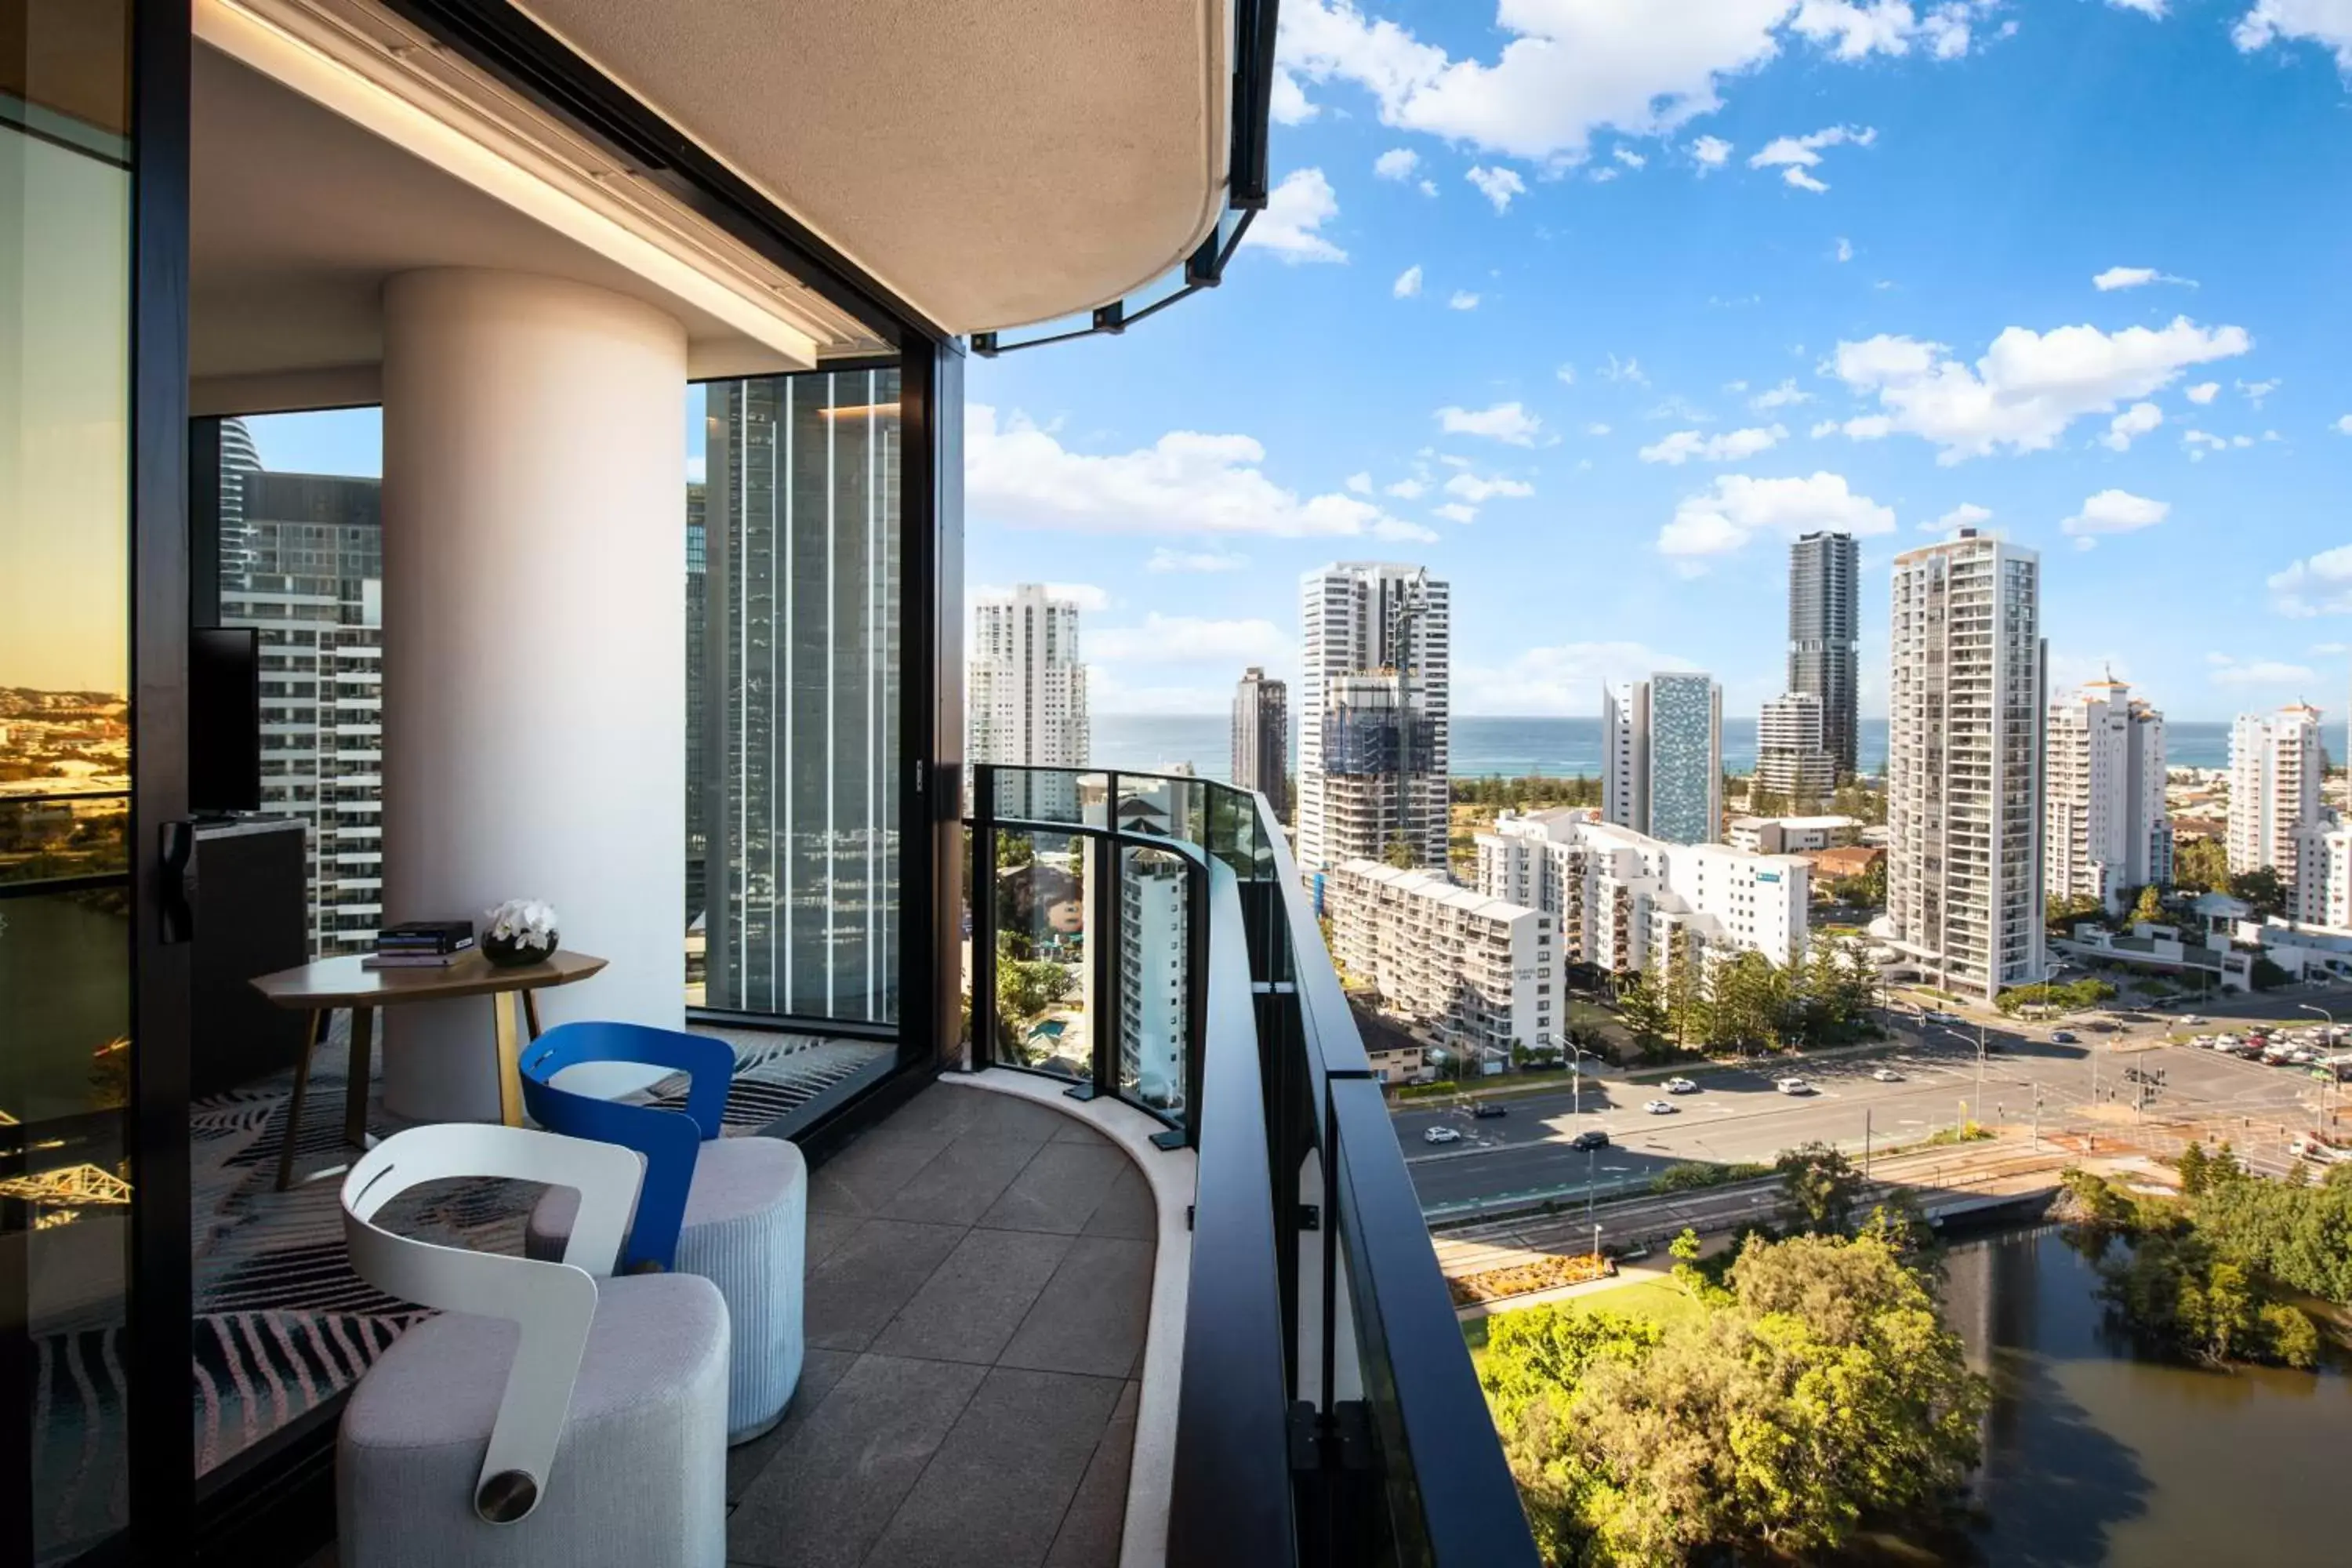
1602;673;1722;846
1117;848;1189;1109
969;584;1090;820
2228;704;2324;894
1475;810;1809;979
1756;691;1836;804
2045;678;2170;909
1325;860;1552;1066
1726;815;1860;855
2295;820;2352;929
1883;530;2045;1003
1298;564;1450;873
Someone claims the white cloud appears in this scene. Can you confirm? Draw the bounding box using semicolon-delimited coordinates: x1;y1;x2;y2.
2100;401;2165;452
1586;423;1613;437
1447;290;1482;310
2336;414;2352;434
1145;547;1250;574
1826;315;2252;461
2207;653;2320;688
1436;401;1543;445
1691;134;1734;169
1748;124;1876;191
973;580;1112;613
1242;169;1348;263
1271;67;1319;125
1613;147;1647;168
1345;471;1374;495
1433;502;1479;524
1835;236;1854;263
1393;263;1423;298
2234;2;2352;71
1455;641;1698;715
2092;265;2197;291
1656;471;1896;564
1555;363;1577;385
1922;501;1993;533
2269;543;2352;617
1601;353;1650;386
1750;378;1813;410
1091;614;1289;666
2187;381;2221;405
2239;377;2281;405
967;404;1434;540
1374;147;1420;180
2061;488;2169;546
2109;1;2167;16
1385;477;1428;499
1418;178;1439;196
1638;424;1790;464
1443;472;1536;502
1791;1;1998;59
2311;641;2350;656
1809;419;1841;437
1467;165;1527;212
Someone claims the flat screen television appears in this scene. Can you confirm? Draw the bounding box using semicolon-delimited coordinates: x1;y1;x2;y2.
191;627;261;814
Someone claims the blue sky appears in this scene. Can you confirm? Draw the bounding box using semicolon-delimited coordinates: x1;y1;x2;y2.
249;2;2352;724
963;0;2352;721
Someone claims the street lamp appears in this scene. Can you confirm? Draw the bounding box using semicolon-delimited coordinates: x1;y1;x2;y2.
1939;1024;1987;1131
2299;1003;2338;1127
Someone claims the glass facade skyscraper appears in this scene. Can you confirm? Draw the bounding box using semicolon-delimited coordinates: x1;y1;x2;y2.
1646;672;1722;847
1788;531;1860;777
699;369;902;1023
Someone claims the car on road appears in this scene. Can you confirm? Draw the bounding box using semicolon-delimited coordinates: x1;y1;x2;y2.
1569;1129;1611;1151
1871;1067;1904;1082
2050;1029;2078;1044
1663;1076;1700;1094
1422;1126;1462;1145
2180;1014;2206;1025
1472;1102;1508;1119
1923;1010;1962;1025
1642;1098;1677;1115
1774;1076;1814;1095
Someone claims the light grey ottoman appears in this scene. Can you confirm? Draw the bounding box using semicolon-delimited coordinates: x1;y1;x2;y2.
528;1134;807;1443
338;1272;728;1568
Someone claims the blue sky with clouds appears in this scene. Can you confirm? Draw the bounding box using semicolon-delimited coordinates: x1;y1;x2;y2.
964;0;2352;721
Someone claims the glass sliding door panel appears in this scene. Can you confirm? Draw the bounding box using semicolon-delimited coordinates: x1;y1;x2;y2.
2;2;136;1558
697;369;901;1025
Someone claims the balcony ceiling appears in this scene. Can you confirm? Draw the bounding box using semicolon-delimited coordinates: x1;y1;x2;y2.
511;0;1231;334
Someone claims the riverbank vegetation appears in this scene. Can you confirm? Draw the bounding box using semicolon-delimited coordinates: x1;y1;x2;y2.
2058;1160;2340;1370
1481;1225;1986;1566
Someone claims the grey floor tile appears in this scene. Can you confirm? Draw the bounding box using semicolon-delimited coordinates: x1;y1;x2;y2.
883;1081;992;1139
1048;1116;1109;1146
877;1136;1044;1227
803;1218;965;1352
870;1227;1075;1364
728;1354;987;1568
863;1367;1123;1568
807;1127;955;1217
977;1142;1133;1234
1078;1161;1157;1240
805;1209;863;1269
960;1091;1082;1148
998;1236;1156;1379
1043;1399;1137;1568
726;1346;860;1503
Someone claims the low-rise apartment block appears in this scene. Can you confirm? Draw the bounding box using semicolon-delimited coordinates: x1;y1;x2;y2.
1726;814;1860;855
1475;809;1809;978
1325;860;1554;1066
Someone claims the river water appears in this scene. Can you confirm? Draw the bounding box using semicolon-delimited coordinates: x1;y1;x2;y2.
1940;1225;2348;1566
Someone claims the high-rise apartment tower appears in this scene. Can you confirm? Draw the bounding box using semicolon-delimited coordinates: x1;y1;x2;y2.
1886;531;2045;1002
1789;531;1860;777
1298;564;1449;873
2045;678;2170;909
2228;704;2325;892
968;583;1091;821
1231;666;1289;822
1757;691;1835;804
1602;673;1722;847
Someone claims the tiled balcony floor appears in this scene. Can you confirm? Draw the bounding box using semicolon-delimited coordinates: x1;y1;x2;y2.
724;1080;1158;1568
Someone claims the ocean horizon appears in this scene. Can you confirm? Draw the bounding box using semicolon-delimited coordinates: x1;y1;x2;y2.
1087;713;2336;785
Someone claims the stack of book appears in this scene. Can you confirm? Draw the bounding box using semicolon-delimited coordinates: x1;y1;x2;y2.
363;920;477;970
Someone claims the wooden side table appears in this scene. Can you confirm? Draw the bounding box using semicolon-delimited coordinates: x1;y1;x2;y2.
249;949;608;1189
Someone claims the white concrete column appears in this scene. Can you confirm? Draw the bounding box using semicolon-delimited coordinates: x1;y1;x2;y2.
379;269;686;1120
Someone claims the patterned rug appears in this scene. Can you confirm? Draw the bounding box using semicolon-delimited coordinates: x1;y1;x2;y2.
27;1018;890;1559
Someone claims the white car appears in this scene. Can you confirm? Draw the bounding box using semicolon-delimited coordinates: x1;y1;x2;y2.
1663;1076;1700;1094
2180;1014;2206;1025
1643;1098;1678;1115
1421;1126;1462;1145
1923;1010;1962;1025
1775;1076;1814;1095
1871;1066;1904;1083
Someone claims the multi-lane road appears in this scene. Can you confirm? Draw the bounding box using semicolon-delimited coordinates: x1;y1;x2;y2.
1396;990;2339;1214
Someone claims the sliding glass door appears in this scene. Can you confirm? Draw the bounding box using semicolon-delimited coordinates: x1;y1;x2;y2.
2;3;137;1560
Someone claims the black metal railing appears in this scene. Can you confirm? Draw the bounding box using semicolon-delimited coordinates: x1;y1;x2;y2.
964;764;1536;1567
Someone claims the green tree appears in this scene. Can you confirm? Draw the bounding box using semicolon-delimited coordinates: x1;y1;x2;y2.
2046;891;2106;936
1381;832;1416;869
2173;836;2230;894
2231;866;2289;920
995;832;1035;871
1614;973;1669;1044
2176;1139;2211;1196
1775;1141;1865;1236
2131;884;2166;926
